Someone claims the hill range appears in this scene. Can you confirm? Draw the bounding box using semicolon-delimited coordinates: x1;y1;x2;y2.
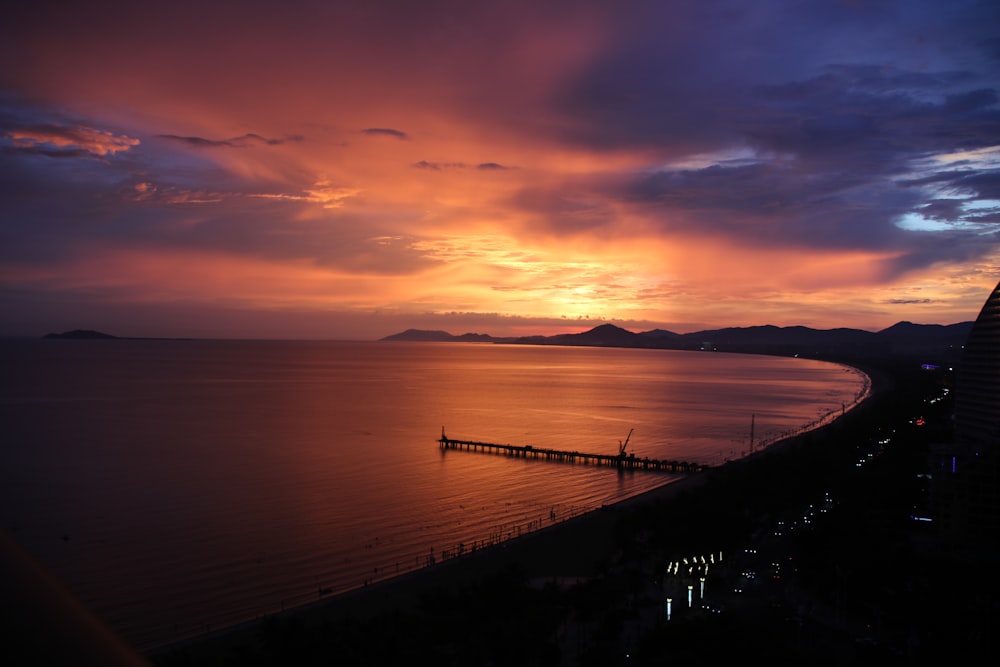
382;321;974;362
41;322;974;363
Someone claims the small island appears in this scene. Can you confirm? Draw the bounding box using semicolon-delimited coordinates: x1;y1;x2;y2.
43;329;119;340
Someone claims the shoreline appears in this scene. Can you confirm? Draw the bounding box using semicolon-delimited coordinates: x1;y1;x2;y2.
150;362;879;663
148;475;701;663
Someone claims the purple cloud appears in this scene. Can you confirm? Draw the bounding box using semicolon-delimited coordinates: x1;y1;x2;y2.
361;128;409;140
157;133;304;148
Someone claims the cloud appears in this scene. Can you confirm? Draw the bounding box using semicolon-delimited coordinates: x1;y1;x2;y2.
413;160;513;171
511;184;616;233
361;128;409;140
413;160;466;170
157;133;304;148
953;170;1000;199
550;52;1000;270
1;0;999;338
125;181;228;205
250;181;362;209
2;123;139;157
747;69;1000;166
919;199;968;221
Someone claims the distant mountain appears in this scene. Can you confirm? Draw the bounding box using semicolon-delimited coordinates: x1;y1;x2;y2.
871;321;973;357
532;323;641;347
453;332;516;343
381;329;453;342
380;329;515;343
639;328;681;340
41;330;198;341
508;324;848;353
875;321;972;341
43;329;118;340
669;325;875;356
382;320;974;362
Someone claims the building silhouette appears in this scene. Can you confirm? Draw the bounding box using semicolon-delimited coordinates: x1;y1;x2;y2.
934;280;1000;552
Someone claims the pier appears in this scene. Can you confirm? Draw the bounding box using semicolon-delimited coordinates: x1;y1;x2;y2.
438;429;707;473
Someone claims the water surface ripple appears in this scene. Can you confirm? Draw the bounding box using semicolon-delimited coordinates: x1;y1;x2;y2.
0;340;868;649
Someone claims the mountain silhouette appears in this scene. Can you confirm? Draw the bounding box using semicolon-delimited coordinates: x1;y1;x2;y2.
382;321;974;361
43;329;119;340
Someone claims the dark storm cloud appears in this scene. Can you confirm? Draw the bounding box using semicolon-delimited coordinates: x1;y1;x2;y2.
953;171;1000;199
553;1;1000;150
966;213;1000;225
944;88;998;114
920;199;968;221
622;164;920;251
1;143;92;159
512;185;616;232
742;68;1000;169
533;7;1000;269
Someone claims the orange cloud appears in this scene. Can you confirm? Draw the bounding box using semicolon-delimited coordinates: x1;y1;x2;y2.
5;124;139;156
2;1;997;339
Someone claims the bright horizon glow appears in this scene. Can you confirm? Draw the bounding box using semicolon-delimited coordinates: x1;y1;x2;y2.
1;1;998;340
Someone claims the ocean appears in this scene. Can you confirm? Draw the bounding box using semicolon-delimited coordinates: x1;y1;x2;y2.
0;339;868;651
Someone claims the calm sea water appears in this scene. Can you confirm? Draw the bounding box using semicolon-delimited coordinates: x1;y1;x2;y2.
0;340;868;650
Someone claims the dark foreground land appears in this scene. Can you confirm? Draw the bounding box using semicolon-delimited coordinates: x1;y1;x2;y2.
151;357;997;666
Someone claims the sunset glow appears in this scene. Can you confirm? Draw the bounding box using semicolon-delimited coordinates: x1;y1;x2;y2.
2;0;998;339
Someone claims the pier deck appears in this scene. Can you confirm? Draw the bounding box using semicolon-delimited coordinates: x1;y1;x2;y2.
438;431;707;473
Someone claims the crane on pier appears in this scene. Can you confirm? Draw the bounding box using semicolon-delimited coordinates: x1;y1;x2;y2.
618;428;634;460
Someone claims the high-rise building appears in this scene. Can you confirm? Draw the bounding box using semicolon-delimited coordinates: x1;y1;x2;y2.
934;280;1000;550
954;281;1000;446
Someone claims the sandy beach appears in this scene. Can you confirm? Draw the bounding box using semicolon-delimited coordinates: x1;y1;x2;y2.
145;472;699;662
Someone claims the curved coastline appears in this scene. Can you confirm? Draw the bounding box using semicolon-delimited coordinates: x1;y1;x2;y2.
150;360;880;663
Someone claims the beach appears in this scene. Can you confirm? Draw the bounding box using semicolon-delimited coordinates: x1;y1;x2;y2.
146;476;702;665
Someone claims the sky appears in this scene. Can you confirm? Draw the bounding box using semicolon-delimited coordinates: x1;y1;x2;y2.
1;0;999;340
